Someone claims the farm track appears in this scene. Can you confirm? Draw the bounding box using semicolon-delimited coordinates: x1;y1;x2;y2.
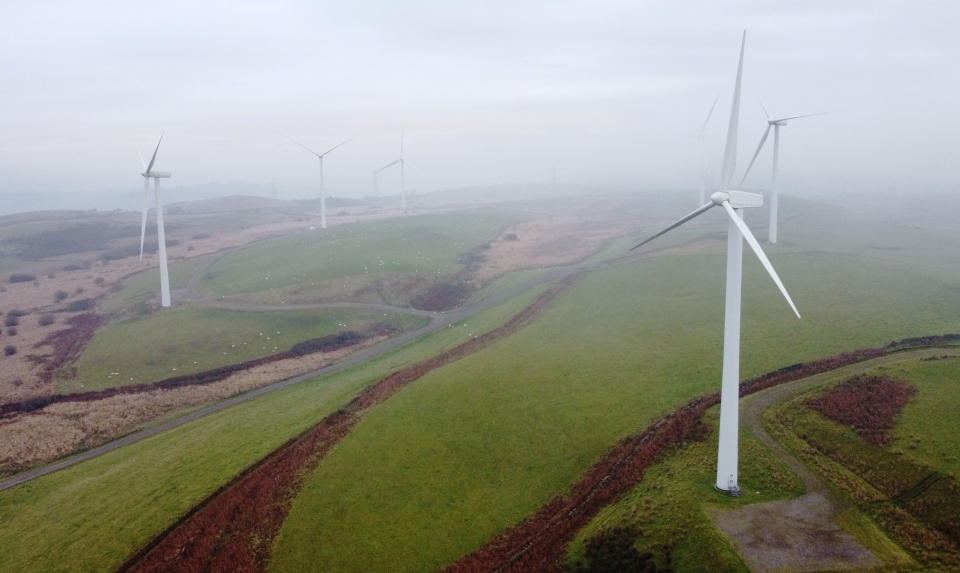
443;339;960;572
119;274;581;573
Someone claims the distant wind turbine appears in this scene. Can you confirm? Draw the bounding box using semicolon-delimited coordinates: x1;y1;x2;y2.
739;105;822;243
139;133;172;308
290;137;351;229
631;31;802;496
373;130;407;213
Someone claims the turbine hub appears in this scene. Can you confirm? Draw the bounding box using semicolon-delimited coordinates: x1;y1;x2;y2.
710;191;730;205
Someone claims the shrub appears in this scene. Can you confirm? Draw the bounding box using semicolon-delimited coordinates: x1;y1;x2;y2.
47;273;55;279
74;287;85;295
63;263;84;271
503;232;519;241
3;345;15;356
8;310;27;317
6;327;16;336
575;527;660;572
66;299;93;312
4;315;19;327
8;273;36;283
38;314;56;326
193;233;211;240
94;277;105;286
54;290;69;302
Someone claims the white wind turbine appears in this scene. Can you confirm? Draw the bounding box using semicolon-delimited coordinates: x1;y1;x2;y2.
139;134;172;308
739;105;822;243
290;137;352;229
631;31;801;495
373;130;406;213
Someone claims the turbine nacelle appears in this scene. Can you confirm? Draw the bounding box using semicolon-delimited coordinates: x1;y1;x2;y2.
711;190;763;209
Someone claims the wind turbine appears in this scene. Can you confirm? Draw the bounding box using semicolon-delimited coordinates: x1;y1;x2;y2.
631;31;801;495
739;106;822;243
699;96;719;205
374;130;406;213
139;134;172;308
290;137;351;229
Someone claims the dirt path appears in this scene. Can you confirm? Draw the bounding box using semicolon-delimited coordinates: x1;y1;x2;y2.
708;367;887;572
118;275;580;573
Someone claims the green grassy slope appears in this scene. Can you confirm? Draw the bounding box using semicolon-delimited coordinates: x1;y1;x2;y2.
198;209;526;304
887;358;960;478
0;288;544;573
268;251;960;572
62;306;428;392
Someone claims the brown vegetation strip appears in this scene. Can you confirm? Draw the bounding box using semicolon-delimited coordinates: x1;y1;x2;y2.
119;275;580;573
1;329;376;417
27;313;103;383
443;333;960;573
806;375;916;446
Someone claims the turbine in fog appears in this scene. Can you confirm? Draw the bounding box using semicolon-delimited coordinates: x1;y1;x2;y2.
139;133;172;308
739;106;822;243
290;137;351;229
373;130;407;213
632;31;801;495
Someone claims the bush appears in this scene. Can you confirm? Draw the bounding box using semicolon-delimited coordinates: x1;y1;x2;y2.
94;277;105;286
3;345;15;356
503;232;519;241
38;314;56;326
66;299;93;312
74;287;85;295
54;290;69;302
47;273;55;279
8;273;36;283
193;233;211;240
6;327;16;336
8;310;27;318
4;315;19;327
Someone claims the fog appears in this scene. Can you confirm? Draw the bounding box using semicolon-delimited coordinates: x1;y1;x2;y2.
1;1;958;213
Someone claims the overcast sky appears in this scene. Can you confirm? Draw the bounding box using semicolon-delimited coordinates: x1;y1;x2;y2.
1;1;957;210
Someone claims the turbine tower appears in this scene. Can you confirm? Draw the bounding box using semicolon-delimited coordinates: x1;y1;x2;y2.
290;137;351;230
139;134;172;308
739;106;821;243
632;31;802;496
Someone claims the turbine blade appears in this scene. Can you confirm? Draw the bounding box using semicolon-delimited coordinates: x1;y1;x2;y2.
630;202;717;251
288;137;320;157
320;138;352;157
760;100;771;121
376;158;401;173
720;31;746;190
739;124;772;186
775;112;826;122
720;201;801;318
146;132;164;174
701;95;719;136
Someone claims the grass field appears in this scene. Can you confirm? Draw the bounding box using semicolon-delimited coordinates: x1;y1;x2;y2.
197;209;527;304
96;256;208;317
0;286;545;573
4;197;960;572
888;357;960;478
267;250;960;572
61;305;429;392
